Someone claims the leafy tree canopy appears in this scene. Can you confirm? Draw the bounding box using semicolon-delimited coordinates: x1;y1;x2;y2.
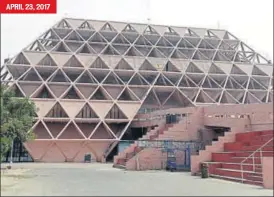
1;85;36;159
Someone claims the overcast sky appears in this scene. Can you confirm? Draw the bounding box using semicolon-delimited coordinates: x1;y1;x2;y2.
1;0;273;64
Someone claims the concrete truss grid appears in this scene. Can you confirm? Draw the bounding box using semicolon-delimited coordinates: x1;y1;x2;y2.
1;18;273;161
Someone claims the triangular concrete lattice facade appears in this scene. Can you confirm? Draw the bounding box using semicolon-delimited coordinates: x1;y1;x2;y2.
1;18;273;162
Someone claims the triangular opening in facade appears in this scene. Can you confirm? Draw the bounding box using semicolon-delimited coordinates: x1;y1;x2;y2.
19;68;42;82
13;53;30;65
58;123;84;139
90;123;115;139
139;72;158;84
10;84;24;97
76;71;97;84
128;87;149;100
18;82;42;97
178;75;197;87
163;61;180;72
117;88;139;101
128;73;148;85
125;47;143;56
144;26;159;35
139;60;157;71
90;57;109;69
53;42;70;53
33;122;52;139
209;63;226;74
103;72;124;85
102;45;119;55
89;69;109;83
105;104;128;119
46;103;69;118
103;86;124;100
115;59;133;70
48;70;70;83
186;62;204;73
88;32;107;43
63;55;84;67
75;84;97;99
195;91;215;103
65;31;84;42
154;74;173;86
122;24;138;33
252;66;268;76
231;64;247;75
76;104;99;118
77;43;95;54
78;21;94;30
90;87;111;100
100;22;117;32
63;86;82;99
34;85;54;98
179;88;199;101
56;19;71;28
37;54;57;66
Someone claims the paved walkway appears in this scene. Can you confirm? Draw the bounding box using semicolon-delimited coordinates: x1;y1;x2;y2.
1;163;273;196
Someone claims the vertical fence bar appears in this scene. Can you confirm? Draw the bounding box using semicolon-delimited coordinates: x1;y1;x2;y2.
252;155;255;171
241;164;244;182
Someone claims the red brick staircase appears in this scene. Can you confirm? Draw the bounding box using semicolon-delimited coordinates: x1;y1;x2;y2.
204;130;273;186
113;123;174;168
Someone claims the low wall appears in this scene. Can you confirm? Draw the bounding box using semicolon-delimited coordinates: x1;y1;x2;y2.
24;140;112;162
262;157;273;189
126;148;188;170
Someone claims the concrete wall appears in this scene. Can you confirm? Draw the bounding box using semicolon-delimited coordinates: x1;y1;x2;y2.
24;140;112;162
190;127;244;174
262;157;274;189
26;103;273;164
133;103;273;131
127;103;273;171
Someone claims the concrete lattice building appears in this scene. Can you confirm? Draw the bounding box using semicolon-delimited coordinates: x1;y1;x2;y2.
1;18;273;162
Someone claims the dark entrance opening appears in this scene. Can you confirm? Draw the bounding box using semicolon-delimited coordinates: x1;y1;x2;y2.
198;126;230;151
106;127;148;162
1;138;33;163
106;144;118;162
121;127;147;141
208;126;230;141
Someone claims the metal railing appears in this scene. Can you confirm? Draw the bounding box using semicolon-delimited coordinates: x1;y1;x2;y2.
240;137;273;182
133;140;202;150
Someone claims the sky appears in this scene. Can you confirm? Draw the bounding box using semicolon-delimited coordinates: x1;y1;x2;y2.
1;0;273;64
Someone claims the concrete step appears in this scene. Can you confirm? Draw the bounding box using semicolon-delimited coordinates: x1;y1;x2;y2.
237;134;273;143
235;151;274;157
212;151;274;159
112;164;125;169
258;130;273;136
224;143;273;152
230;157;262;164
224;142;246;152
214;168;262;180
209;174;263;186
241;144;273;151
205;161;262;172
212;152;236;162
248;140;273;146
212;155;263;164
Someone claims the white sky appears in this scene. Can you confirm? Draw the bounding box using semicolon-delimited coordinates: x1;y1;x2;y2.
1;0;273;64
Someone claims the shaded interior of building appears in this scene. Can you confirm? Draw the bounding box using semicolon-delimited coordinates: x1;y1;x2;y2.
105;127;148;162
2;138;33;163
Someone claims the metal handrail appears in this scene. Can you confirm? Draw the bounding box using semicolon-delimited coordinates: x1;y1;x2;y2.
240;137;273;182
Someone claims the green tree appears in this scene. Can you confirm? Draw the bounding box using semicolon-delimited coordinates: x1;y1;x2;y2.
1;85;36;160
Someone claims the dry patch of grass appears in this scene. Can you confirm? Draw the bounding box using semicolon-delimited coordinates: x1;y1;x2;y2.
1;168;33;190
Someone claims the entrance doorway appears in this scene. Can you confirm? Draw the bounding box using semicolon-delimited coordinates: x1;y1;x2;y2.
1;138;33;163
198;126;230;150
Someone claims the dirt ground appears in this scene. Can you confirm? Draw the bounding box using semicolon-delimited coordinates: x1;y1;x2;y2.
1;163;273;196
